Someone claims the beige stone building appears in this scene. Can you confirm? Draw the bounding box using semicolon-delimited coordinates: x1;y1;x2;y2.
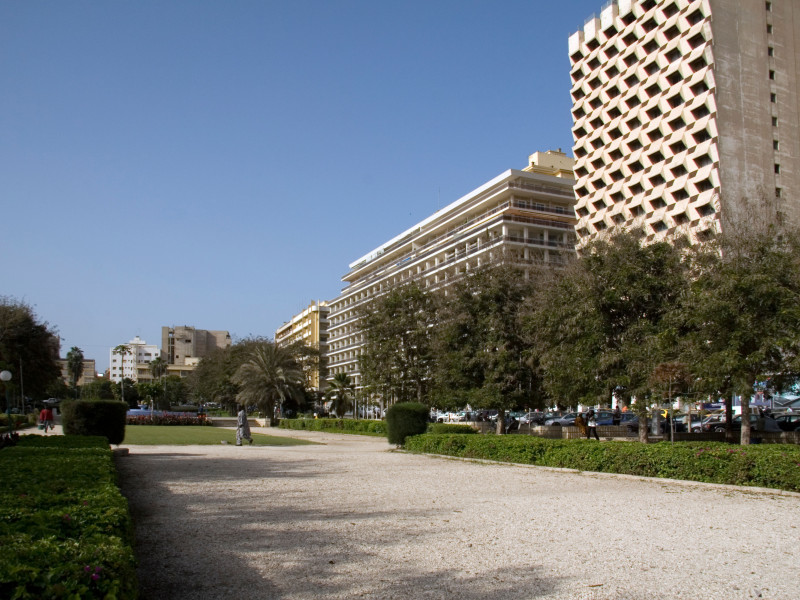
326;150;576;390
58;358;96;387
161;326;231;366
569;0;799;246
275;301;330;391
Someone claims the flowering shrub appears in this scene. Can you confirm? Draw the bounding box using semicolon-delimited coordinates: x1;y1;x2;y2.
126;414;212;426
0;437;137;599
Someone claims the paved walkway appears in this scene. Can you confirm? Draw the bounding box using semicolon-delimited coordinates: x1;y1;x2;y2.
112;427;800;600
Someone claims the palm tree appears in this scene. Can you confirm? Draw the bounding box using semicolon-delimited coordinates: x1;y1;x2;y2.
327;372;354;418
66;346;84;397
113;344;132;405
232;342;305;426
149;356;168;409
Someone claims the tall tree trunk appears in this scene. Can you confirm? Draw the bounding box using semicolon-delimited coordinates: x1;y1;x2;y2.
496;409;505;435
725;395;734;443
638;413;649;443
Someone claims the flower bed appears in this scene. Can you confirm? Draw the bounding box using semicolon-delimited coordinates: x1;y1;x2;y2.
0;435;137;599
126;413;212;426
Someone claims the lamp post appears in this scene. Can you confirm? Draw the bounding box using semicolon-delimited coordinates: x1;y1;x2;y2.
1;370;12;434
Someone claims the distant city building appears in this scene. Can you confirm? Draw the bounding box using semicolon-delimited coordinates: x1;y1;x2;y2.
569;0;800;246
275;301;330;391
57;358;96;387
109;336;160;383
326;150;576;391
161;326;232;378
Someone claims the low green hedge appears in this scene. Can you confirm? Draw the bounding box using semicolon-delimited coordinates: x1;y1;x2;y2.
427;423;477;435
404;434;800;493
279;417;387;436
0;435;137;599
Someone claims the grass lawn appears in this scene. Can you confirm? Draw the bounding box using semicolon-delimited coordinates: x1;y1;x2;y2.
121;425;318;446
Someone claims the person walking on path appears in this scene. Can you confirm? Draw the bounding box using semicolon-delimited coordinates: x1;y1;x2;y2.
586;409;600;441
236;406;253;446
575;413;587;437
612;405;622;426
39;406;54;433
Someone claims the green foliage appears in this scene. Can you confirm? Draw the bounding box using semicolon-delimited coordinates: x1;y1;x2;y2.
0;296;62;402
326;372;354;417
386;402;429;445
0;438;137;599
427;423;478;435
66;346;85;390
359;282;437;404
404;435;800;492
279;417;388;436
81;378;115;400
61;400;127;445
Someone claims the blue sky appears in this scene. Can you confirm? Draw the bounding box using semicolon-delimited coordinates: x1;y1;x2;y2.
2;0;600;372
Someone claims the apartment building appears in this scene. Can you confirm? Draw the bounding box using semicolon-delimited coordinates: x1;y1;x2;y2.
326;150;576;389
161;326;231;366
109;336;160;383
569;0;799;246
57;359;97;387
275;301;330;391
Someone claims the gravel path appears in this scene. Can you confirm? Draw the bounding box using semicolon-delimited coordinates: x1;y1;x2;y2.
115;427;800;600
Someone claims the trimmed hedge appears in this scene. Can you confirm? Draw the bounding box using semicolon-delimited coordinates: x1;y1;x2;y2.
386;402;429;446
404;434;800;493
62;400;127;445
279;417;387;436
427;423;478;435
0;435;137;599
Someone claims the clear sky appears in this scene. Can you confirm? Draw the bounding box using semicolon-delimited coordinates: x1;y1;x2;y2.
2;0;601;372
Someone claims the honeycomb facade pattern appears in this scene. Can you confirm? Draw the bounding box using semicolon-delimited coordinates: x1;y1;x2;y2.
569;0;800;245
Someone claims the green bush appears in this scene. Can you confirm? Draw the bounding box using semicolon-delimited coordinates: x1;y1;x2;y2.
427;423;477;435
404;434;800;493
0;437;137;599
386;402;429;446
279;417;387;436
62;400;127;445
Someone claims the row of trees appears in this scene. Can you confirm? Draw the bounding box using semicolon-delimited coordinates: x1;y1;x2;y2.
357;220;800;444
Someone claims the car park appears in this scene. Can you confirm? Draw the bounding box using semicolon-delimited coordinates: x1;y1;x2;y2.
544;412;578;426
703;413;781;433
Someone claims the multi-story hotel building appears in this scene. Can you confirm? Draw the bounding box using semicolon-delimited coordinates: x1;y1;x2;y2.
326;150;576;390
275;301;330;391
569;0;799;246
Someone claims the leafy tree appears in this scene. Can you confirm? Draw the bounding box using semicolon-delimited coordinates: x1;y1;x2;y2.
112;377;140;409
232;341;305;425
149;356;167;380
359;282;438;405
0;296;61;403
528;229;688;441
326;372;354;417
433;265;541;433
82;378;115;400
66;346;84;396
681;222;800;444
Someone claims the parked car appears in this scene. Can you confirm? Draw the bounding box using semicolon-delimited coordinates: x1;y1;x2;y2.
774;413;800;432
596;412;637;426
545;412;578;426
519;412;549;425
703;414;781;433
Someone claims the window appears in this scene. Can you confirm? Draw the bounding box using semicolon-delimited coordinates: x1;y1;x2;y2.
668;116;686;131
629;160;645;173
648;150;665;163
665;48;682;63
670;140;688;154
649;174;666;187
666;71;683;86
672;188;689;201
609;149;624;161
766;2;772;11
691;81;710;96
771;92;777;103
671;165;687;177
772;116;778;126
623;52;638;67
667;94;683;108
645;83;661;98
767;24;773;34
768;46;774;57
626;95;642;109
663;25;680;40
687;33;706;49
775;187;782;198
691;105;710;119
642;18;658;33
689;56;707;72
686;10;704;26
652;221;668;233
694;154;713;167
607;106;622;119
631;205;645;216
775;164;781;174
692;129;712;143
674;212;689;225
695;179;715;192
627;139;643;151
643;40;659;55
662;2;679;18
769;70;775;80
773;140;779;150
625;74;640;88
644;61;659;75
697;203;716;216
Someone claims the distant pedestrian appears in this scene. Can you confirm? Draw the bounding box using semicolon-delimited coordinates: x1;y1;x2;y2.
612;406;622;426
575;413;587;437
39;407;54;433
236;406;253;446
586;409;599;440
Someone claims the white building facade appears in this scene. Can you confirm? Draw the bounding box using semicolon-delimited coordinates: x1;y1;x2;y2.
109;336;161;383
326;151;576;391
569;0;800;246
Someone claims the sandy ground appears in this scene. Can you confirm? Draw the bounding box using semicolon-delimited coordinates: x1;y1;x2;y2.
108;426;800;600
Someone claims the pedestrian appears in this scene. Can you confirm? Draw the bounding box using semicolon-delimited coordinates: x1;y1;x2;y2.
39;406;54;433
612;405;622;426
236;406;253;446
575;412;587;437
586;409;600;440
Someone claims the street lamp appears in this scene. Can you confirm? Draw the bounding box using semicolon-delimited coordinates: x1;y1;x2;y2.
1;370;12;434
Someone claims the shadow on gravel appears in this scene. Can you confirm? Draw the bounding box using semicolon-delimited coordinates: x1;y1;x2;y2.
116;449;566;600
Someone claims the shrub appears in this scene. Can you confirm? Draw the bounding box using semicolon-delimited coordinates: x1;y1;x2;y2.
403;434;800;492
386;402;429;446
427;423;478;435
279;417;387;436
62;400;127;445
